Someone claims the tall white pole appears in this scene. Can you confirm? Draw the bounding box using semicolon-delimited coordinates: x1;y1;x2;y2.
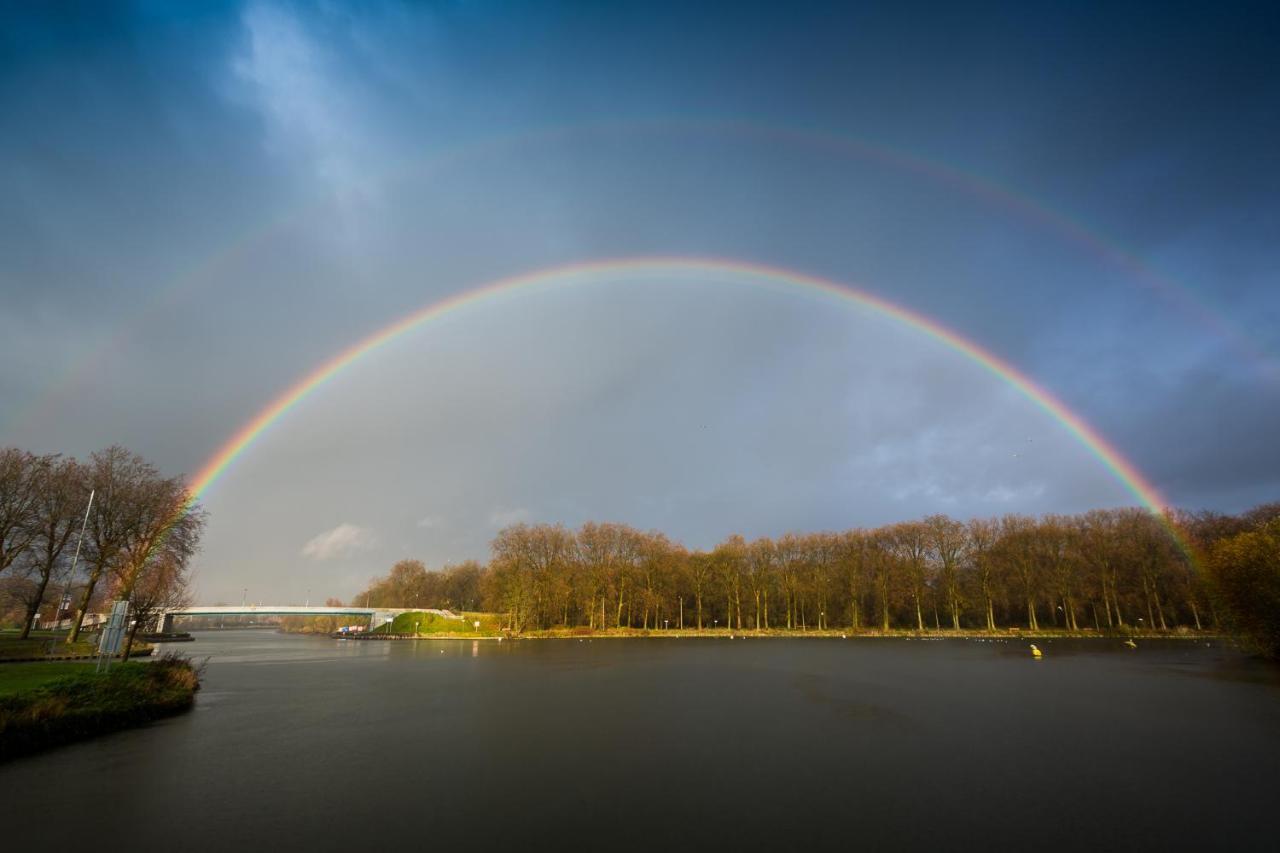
57;489;94;630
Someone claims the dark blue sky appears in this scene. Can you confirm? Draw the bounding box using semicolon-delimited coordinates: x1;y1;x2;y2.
2;1;1277;601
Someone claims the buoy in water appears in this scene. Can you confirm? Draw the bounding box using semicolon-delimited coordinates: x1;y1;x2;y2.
1030;643;1043;659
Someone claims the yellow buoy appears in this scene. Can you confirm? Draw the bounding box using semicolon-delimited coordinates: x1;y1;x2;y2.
1030;643;1043;659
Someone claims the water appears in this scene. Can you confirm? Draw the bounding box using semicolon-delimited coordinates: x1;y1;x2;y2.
3;631;1278;850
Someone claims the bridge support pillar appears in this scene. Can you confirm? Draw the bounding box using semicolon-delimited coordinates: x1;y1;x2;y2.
157;612;174;634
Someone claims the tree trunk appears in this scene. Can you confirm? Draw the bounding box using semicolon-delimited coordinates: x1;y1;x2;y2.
1142;576;1155;629
1153;585;1168;631
19;574;54;640
121;620;142;662
66;568;105;643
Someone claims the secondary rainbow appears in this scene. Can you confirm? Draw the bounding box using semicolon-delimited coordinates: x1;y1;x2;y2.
184;257;1171;522
12;118;1273;442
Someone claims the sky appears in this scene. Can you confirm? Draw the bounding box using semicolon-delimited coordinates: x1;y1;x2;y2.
1;0;1277;604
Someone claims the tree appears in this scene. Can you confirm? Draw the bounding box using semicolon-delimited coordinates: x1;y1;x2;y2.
966;518;999;631
890;522;930;631
925;515;966;630
111;473;205;660
1207;519;1280;658
867;530;897;631
839;530;870;630
686;552;716;630
745;537;775;630
13;455;86;638
1039;515;1081;630
0;448;39;580
713;535;747;630
67;447;156;642
996;515;1041;630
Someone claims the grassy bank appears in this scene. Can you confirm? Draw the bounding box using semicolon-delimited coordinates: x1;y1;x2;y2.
371;611;502;636
0;629;152;661
0;654;200;762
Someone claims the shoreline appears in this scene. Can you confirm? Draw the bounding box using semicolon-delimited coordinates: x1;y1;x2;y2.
319;628;1225;642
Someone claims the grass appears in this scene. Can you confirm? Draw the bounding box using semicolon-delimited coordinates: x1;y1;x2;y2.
0;631;99;661
0;654;200;762
385;611;502;636
0;661;101;696
0;629;148;661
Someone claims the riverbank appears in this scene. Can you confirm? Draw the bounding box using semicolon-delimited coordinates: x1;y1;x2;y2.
0;654;200;763
339;624;1224;642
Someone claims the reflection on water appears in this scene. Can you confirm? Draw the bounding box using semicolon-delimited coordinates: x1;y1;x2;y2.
2;630;1277;851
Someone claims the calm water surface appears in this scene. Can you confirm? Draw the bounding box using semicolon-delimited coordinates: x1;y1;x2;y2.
3;631;1278;851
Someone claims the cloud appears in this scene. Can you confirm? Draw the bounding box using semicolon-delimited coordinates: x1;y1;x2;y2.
231;2;376;200
416;515;443;529
301;523;376;560
488;507;531;528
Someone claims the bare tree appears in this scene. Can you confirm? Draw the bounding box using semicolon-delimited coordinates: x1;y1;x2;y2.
14;455;86;638
0;448;40;580
966;518;999;631
925;514;967;630
891;521;930;631
67;447;157;642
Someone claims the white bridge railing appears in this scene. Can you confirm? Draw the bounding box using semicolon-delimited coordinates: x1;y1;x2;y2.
155;606;462;632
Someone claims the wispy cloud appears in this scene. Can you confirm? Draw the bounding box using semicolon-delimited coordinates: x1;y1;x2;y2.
301;523;377;560
416;515;443;529
232;2;376;201
488;507;531;528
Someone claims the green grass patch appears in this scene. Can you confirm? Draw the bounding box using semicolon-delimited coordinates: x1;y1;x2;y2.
0;661;100;696
0;654;200;762
387;611;500;635
0;634;100;661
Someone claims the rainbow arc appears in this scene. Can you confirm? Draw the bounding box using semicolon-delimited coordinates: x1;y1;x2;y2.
185;257;1171;523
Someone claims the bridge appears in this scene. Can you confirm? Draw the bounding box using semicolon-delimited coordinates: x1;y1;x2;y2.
156;606;462;633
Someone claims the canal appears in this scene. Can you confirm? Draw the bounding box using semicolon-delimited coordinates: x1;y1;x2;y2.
3;630;1278;850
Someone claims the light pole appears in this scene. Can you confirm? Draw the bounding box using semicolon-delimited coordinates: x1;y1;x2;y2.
56;488;94;634
242;588;247;607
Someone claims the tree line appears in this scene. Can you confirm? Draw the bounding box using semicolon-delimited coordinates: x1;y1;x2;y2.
353;503;1279;651
0;445;205;656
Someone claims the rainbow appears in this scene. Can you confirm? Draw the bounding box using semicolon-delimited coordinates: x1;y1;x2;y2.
185;257;1171;519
